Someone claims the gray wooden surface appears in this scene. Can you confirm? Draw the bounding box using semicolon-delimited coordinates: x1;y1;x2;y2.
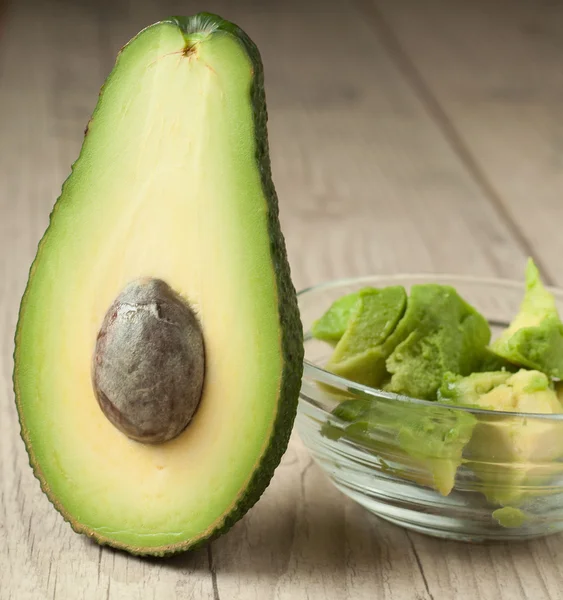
2;0;563;598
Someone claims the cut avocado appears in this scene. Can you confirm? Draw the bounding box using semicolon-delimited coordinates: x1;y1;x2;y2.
324;287;407;387
440;369;563;505
313;283;490;398
384;285;491;400
438;370;512;406
311;290;362;343
13;14;303;556
490;259;563;378
492;506;528;528
326;397;476;496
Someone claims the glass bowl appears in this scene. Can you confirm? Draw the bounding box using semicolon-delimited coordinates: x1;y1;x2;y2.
295;274;563;542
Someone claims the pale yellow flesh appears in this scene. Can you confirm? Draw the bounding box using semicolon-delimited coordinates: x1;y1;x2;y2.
465;372;563;504
16;24;282;548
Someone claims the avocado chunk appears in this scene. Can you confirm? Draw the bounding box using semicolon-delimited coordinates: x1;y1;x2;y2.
311;290;362;343
490;259;563;378
438;370;512;406
13;14;303;556
314;284;490;398
384;285;491;399
492;506;528;528
324;287;407;387
440;369;563;505
326;397;476;495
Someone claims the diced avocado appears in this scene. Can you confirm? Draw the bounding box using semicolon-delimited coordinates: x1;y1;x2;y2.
492;506;528;528
442;369;563;505
490;259;563;378
311;291;362;343
438;371;512;406
327;347;389;389
384;285;491;399
333;399;370;423
395;406;476;495
318;284;490;398
454;369;561;412
325;287;407;387
13;14;303;556
324;397;476;496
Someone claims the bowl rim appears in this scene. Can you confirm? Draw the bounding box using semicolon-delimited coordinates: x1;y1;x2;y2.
297;272;563;421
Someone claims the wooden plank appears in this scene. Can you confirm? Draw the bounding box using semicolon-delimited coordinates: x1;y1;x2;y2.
367;0;563;285
401;532;563;600
229;0;530;289
0;0;557;599
353;2;563;597
211;436;433;600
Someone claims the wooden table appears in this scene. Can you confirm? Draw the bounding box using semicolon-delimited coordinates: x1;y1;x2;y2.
2;0;563;597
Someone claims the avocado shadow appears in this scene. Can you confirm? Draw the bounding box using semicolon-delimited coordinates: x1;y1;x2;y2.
143;547;210;571
84;537;211;573
158;460;391;579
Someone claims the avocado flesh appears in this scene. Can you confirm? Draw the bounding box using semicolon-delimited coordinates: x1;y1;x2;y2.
492;506;527;528
13;15;303;555
438;370;512;405
313;284;490;399
440;370;563;505
311;290;362;344
490;259;563;378
383;285;491;399
325;287;407;388
326;398;476;496
370;284;491;400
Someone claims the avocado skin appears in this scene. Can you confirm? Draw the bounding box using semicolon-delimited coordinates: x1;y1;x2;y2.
13;13;303;556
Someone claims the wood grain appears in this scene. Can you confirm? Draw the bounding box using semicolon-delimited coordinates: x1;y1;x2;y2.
1;0;563;598
367;0;563;286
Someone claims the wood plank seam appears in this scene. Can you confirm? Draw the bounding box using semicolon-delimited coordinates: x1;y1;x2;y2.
406;532;435;600
208;545;221;600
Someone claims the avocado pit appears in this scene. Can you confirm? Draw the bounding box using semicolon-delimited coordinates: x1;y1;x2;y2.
92;278;205;443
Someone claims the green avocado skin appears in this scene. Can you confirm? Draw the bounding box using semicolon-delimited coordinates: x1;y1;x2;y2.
188;14;305;553
191;15;304;555
13;13;303;557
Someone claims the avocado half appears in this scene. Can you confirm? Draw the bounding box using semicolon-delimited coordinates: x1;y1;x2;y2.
13;14;303;556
